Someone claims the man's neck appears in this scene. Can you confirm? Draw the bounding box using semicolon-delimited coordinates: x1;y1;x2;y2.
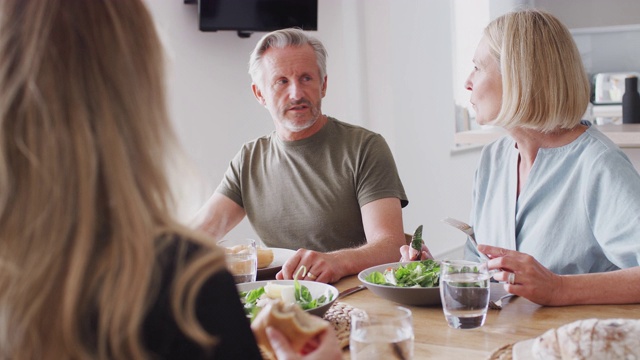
277;115;328;141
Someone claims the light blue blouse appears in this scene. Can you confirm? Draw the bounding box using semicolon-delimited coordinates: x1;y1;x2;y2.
465;125;640;275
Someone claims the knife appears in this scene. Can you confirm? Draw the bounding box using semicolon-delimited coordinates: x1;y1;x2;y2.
337;284;366;299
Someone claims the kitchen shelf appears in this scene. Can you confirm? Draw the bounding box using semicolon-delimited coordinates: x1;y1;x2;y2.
454;124;640;149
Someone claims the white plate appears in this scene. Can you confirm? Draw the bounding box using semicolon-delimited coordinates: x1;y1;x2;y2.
257;248;296;280
237;280;338;318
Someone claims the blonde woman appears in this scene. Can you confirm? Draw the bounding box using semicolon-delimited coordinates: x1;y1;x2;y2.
402;9;640;306
0;0;339;359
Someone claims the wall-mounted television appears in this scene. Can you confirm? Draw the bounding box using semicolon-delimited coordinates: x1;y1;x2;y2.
196;0;318;36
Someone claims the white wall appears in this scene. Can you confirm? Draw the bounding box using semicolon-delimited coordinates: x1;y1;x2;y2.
147;0;488;258
382;1;481;257
148;3;271;228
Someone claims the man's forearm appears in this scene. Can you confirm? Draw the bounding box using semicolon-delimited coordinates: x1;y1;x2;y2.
192;193;246;242
331;237;404;277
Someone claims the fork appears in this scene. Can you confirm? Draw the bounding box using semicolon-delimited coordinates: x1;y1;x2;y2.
441;217;489;261
441;217;476;244
488;294;516;310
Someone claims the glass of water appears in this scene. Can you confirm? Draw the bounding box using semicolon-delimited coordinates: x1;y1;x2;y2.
440;259;491;329
350;306;414;360
217;238;257;283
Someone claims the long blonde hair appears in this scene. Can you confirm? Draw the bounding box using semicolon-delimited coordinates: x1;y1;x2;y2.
0;0;223;358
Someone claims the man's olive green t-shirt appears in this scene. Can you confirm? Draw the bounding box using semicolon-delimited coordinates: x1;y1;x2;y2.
216;117;408;252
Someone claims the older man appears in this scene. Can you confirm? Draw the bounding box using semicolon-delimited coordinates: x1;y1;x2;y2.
197;28;409;283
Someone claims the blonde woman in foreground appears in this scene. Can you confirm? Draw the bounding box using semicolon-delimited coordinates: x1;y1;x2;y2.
403;9;640;306
0;0;339;359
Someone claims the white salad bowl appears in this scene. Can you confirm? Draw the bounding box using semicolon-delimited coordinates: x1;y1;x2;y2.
237;280;339;318
358;261;442;306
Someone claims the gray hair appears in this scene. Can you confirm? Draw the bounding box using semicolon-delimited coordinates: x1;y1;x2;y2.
248;28;328;86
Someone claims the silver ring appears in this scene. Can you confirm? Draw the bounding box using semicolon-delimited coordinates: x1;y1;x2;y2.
508;272;516;285
306;272;318;280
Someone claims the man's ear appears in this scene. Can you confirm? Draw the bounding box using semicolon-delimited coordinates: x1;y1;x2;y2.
321;75;328;98
252;83;266;106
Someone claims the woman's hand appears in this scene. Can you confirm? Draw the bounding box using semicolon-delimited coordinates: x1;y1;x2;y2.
266;326;342;360
399;244;433;262
477;244;565;306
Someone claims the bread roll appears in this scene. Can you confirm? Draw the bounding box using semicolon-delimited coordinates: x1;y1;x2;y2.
251;300;330;358
257;248;274;269
224;244;253;255
532;318;640;359
222;244;273;269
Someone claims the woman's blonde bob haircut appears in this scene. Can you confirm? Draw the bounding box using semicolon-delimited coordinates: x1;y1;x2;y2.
485;9;591;133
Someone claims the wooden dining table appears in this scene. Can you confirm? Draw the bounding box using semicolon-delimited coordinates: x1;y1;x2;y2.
331;275;640;359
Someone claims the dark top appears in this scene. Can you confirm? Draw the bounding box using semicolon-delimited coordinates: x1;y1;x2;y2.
143;238;263;359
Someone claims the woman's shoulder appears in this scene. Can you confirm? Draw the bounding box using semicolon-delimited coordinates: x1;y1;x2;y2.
574;127;633;166
155;234;191;258
154;233;224;276
479;134;515;162
583;125;624;153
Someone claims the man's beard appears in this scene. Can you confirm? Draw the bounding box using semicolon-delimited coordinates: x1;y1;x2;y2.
281;99;322;132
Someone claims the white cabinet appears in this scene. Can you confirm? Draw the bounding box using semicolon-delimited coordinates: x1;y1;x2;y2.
533;0;640;29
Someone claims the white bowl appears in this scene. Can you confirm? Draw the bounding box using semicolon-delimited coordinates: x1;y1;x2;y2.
237;280;338;318
358;261;441;306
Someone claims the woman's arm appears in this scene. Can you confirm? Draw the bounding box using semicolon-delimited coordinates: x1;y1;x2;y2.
555;267;640;305
479;244;640;306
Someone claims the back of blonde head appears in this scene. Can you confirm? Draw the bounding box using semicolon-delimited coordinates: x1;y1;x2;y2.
485;9;590;132
0;0;222;358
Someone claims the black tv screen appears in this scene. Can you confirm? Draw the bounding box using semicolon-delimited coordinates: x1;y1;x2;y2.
199;0;318;33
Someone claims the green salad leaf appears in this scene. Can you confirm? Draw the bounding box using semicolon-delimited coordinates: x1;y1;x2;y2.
239;265;334;321
365;271;387;285
243;286;265;303
240;287;266;320
410;225;424;253
365;259;440;288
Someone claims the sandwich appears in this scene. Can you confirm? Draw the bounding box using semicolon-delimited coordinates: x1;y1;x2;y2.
251;299;330;359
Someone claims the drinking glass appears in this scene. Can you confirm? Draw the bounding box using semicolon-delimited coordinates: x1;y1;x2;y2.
439;259;491;329
217;238;257;283
350;306;414;360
